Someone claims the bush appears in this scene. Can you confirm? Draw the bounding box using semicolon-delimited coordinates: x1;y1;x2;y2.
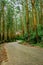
29;26;43;44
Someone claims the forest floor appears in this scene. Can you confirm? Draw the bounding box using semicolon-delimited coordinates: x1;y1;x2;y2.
2;42;43;65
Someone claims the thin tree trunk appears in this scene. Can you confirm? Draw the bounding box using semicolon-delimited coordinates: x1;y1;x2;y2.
31;0;37;31
25;0;29;37
20;13;24;37
0;11;1;42
1;1;5;42
40;0;43;26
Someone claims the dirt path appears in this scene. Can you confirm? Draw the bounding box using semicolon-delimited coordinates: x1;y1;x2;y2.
3;42;43;65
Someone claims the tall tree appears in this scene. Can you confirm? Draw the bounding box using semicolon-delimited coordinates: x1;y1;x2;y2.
25;0;29;37
31;0;39;42
0;2;1;42
1;0;6;42
31;0;37;30
40;0;43;28
7;2;15;41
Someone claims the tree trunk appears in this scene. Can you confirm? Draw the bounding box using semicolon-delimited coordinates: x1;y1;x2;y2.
0;11;1;42
1;1;5;42
31;0;38;42
25;0;29;37
40;0;43;27
20;13;24;37
31;0;37;31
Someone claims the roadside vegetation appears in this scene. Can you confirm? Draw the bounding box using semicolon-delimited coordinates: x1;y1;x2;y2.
0;0;43;47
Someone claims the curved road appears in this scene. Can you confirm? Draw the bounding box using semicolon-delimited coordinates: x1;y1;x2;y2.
4;42;43;65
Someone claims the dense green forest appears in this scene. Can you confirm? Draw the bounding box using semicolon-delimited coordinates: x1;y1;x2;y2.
0;0;43;44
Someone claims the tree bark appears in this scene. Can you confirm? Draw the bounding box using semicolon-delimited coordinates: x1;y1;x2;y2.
25;0;29;36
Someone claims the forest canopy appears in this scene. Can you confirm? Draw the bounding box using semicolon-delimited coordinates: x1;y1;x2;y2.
0;0;43;44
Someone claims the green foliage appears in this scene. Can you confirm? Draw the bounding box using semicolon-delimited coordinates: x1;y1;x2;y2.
15;35;24;40
29;27;43;44
0;0;43;45
30;42;43;48
23;24;43;44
